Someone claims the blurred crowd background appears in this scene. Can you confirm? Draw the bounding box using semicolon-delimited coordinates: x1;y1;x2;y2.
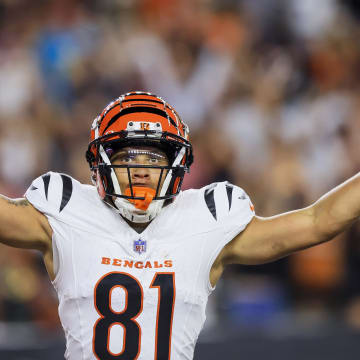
0;0;360;358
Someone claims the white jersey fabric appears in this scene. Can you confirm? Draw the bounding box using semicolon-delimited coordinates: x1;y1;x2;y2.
25;172;254;360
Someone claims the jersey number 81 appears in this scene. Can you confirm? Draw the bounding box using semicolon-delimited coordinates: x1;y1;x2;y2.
93;272;175;360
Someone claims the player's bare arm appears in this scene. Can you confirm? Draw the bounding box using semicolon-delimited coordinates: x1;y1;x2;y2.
0;195;54;277
217;173;360;274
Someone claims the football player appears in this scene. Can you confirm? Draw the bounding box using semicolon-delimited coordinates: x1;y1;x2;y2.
0;92;359;360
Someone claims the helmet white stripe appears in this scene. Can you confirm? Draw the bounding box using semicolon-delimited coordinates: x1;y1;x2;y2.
99;144;122;195
160;147;186;197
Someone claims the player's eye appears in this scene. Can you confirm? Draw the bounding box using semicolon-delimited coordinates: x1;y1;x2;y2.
119;155;136;163
148;157;159;164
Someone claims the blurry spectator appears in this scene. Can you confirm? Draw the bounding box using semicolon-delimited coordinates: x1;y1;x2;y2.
34;0;99;109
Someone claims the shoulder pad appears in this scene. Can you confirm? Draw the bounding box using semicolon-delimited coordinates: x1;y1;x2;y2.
25;172;74;216
202;181;254;222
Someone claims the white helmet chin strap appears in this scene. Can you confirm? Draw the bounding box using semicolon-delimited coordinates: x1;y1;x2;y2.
113;198;165;223
99;144;186;223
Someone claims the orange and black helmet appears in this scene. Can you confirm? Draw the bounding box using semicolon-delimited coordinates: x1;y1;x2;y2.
86;91;193;208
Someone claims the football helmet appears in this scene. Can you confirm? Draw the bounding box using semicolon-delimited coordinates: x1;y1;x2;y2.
86;91;193;223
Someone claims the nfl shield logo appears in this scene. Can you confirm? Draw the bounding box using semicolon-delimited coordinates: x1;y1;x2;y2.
134;239;146;255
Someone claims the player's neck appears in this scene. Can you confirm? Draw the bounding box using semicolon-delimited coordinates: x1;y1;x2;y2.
122;216;151;234
120;199;173;233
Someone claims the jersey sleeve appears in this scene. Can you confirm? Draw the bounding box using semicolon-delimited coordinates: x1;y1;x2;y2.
24;171;74;219
202;181;255;236
200;181;255;291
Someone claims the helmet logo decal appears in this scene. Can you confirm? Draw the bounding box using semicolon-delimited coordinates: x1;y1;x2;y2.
140;122;150;130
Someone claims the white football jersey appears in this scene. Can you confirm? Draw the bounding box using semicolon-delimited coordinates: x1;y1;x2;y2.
25;172;254;360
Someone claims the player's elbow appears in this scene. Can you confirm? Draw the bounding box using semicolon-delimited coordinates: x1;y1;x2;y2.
311;203;340;243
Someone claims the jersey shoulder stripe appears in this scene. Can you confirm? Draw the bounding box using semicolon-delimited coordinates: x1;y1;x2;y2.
42;173;50;200
204;183;217;220
59;174;73;212
27;172;74;214
225;183;233;211
201;181;254;223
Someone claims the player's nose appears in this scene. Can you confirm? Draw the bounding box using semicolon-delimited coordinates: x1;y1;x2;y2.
132;167;150;179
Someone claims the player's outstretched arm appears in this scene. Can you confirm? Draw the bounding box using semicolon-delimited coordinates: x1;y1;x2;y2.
222;172;360;265
0;195;52;252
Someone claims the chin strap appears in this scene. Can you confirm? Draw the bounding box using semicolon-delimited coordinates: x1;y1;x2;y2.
113;196;164;223
124;186;155;211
